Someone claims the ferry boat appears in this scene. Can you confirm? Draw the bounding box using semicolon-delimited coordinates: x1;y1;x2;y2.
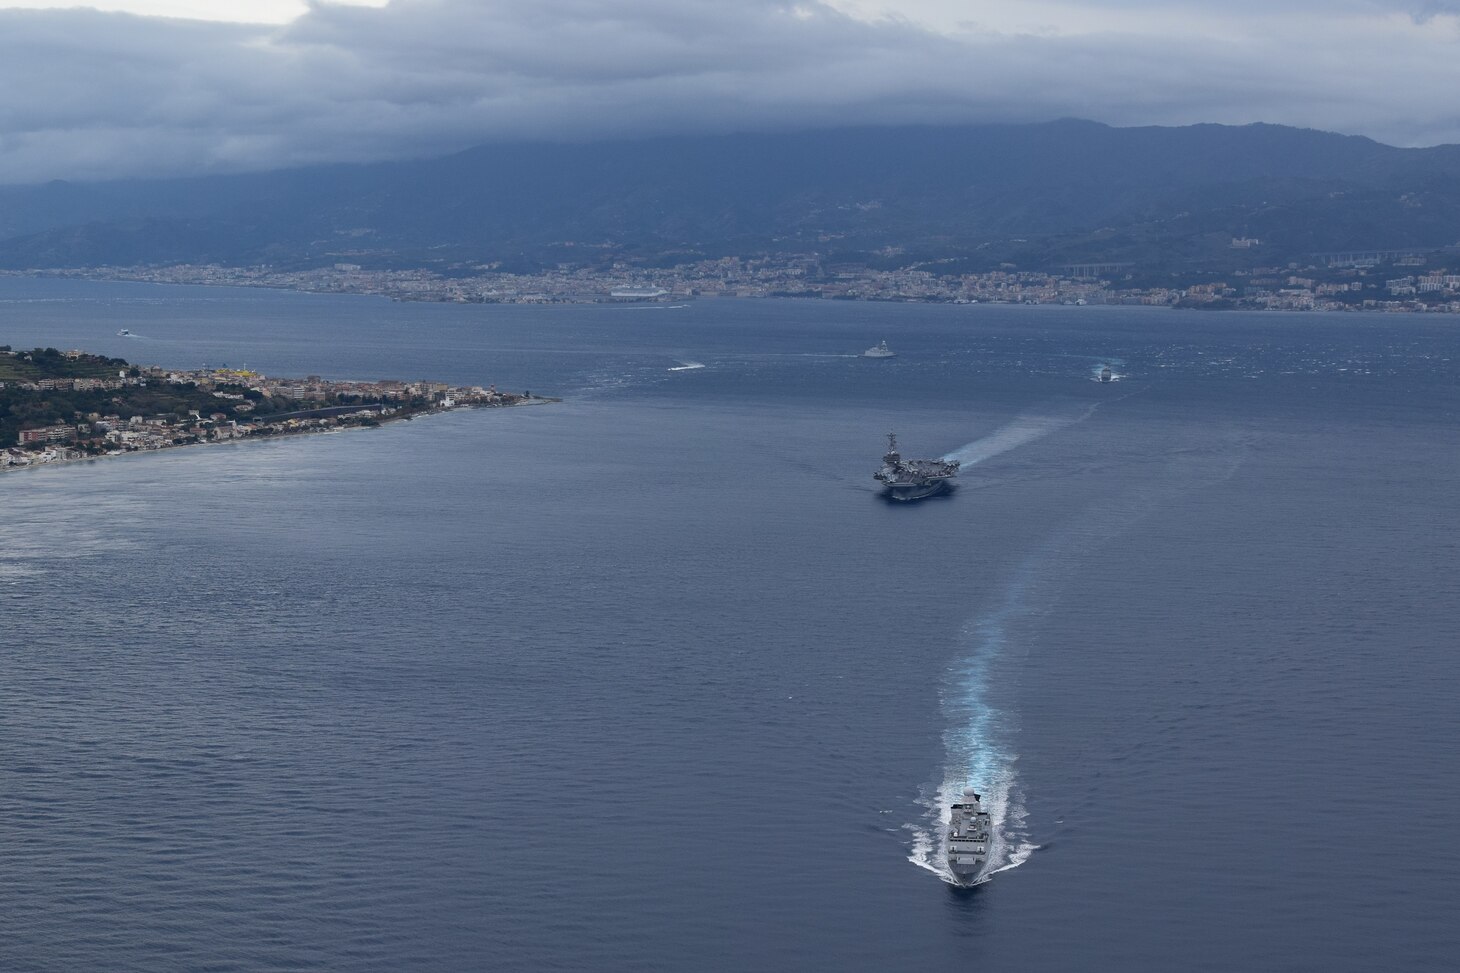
609;287;668;299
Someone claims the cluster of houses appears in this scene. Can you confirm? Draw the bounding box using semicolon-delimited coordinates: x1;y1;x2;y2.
2;408;395;471
3;360;530;473
153;364;518;404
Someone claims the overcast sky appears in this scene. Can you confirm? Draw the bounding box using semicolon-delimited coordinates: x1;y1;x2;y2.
0;0;1457;184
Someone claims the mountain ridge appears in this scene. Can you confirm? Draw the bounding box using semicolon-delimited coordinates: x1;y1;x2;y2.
2;120;1459;272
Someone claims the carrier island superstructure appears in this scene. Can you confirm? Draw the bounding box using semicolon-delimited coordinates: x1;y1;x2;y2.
946;786;993;884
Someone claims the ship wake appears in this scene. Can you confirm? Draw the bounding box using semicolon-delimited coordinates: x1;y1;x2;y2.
908;566;1041;885
942;403;1100;467
902;408;1102;885
909;417;1256;887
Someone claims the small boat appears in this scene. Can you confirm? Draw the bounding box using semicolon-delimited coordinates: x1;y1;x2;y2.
117;329;134;337
862;340;895;358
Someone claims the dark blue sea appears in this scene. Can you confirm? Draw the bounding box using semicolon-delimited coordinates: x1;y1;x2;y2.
3;278;1458;972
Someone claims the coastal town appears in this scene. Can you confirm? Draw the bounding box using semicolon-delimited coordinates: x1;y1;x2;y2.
16;246;1460;313
0;346;538;473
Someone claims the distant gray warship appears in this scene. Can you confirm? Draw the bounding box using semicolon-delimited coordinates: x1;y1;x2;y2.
946;787;993;884
874;433;959;501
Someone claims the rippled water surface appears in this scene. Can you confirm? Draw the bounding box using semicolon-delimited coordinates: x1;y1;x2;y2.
3;279;1459;971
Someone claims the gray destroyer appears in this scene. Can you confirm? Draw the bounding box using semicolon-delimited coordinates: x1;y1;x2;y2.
947;787;993;884
874;433;959;501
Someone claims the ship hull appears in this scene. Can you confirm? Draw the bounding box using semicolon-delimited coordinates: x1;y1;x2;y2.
948;862;985;882
882;481;950;501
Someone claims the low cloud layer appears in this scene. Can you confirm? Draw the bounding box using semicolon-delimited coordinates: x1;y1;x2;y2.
1;0;1459;184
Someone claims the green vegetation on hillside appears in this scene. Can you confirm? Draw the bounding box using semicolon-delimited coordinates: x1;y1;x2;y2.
3;121;1460;275
4;348;288;448
0;345;133;382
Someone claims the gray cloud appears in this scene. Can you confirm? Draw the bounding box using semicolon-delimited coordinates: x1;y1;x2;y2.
1;0;1459;184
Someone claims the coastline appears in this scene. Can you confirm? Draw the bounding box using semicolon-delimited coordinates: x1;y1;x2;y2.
0;396;558;478
8;263;1459;314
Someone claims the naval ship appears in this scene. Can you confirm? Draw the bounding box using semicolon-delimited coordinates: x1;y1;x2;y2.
862;340;896;358
873;433;959;501
946;787;993;884
609;286;669;299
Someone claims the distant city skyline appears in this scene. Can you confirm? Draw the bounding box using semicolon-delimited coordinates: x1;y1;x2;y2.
0;0;1458;184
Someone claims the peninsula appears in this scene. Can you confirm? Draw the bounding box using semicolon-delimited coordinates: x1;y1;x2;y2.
1;345;542;473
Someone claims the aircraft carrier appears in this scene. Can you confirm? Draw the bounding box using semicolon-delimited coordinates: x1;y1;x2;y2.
873;433;959;501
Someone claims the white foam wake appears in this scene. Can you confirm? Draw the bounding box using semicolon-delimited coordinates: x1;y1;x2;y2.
908;402;1106;883
908;566;1041;885
906;411;1255;888
943;403;1100;467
